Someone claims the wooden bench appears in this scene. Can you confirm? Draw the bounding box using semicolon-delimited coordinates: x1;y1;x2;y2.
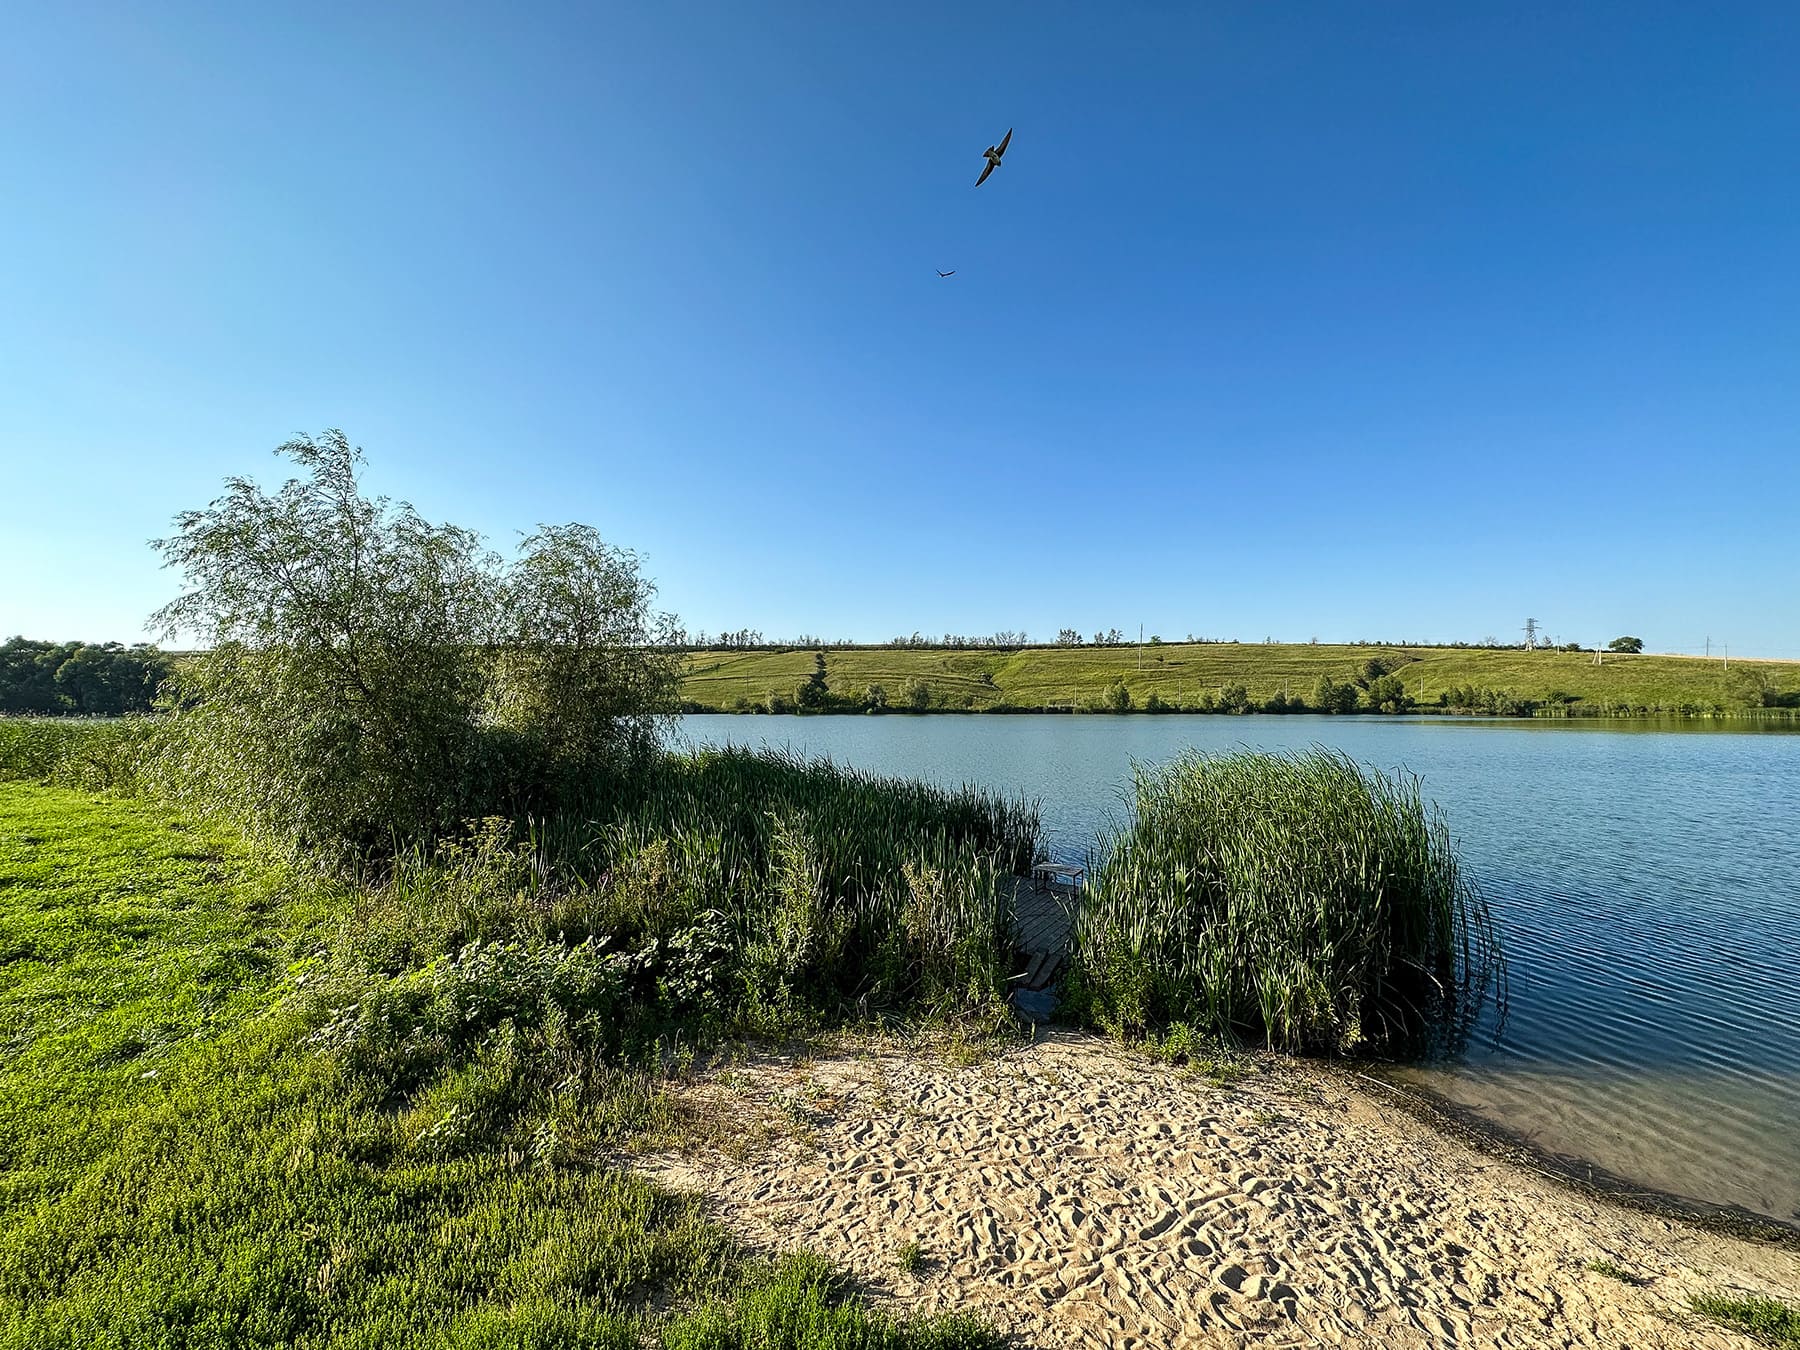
1031;861;1086;894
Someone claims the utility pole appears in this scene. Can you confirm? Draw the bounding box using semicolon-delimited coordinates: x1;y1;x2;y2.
1523;618;1538;650
1724;642;1729;671
1706;635;1711;659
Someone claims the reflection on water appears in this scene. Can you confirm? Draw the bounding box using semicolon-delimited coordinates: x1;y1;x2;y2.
676;713;1800;1226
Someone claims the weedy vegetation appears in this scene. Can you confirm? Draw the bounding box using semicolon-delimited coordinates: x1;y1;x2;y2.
1065;748;1501;1055
1688;1291;1800;1346
1585;1259;1643;1286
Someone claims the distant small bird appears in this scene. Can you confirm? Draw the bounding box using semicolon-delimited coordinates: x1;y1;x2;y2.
976;127;1013;186
936;269;956;278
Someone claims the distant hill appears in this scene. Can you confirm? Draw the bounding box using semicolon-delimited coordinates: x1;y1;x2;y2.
678;643;1800;717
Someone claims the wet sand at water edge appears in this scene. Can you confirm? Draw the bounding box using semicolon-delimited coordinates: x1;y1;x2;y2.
637;1032;1800;1349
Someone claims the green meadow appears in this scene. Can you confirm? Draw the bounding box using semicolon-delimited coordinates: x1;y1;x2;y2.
0;780;997;1350
679;643;1800;715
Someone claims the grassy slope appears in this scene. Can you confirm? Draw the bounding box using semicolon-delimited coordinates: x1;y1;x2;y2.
680;643;1800;713
0;785;991;1350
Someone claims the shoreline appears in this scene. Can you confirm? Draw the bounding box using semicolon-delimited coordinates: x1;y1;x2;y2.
679;706;1800;722
1352;1066;1800;1250
637;1030;1800;1348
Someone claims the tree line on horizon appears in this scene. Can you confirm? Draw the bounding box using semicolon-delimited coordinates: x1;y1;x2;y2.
0;637;173;715
668;629;1653;654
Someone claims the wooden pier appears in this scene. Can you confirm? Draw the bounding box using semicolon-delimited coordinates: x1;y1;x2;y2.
1006;873;1080;991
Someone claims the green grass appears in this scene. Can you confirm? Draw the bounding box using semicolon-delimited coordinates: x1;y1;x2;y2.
1689;1292;1800;1346
675;643;1800;715
1585;1259;1643;1285
0;783;999;1349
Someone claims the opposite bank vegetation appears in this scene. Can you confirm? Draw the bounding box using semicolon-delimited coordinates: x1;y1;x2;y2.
0;430;1522;1347
677;644;1800;720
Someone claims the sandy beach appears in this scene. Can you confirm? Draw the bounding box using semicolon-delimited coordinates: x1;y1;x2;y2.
639;1031;1800;1349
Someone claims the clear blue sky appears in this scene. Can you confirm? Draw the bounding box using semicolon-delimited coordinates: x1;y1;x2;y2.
4;2;1797;655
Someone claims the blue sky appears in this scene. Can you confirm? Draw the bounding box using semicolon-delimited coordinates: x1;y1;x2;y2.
3;2;1796;655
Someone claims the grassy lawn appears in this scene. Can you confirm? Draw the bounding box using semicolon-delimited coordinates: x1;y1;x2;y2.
0;784;993;1349
679;642;1800;714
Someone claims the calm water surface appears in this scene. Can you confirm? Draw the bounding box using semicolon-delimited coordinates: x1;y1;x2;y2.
677;713;1800;1227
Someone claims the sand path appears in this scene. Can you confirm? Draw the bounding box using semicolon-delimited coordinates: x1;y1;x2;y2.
638;1032;1800;1348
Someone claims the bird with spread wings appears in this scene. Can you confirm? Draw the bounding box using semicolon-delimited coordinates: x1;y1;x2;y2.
976;127;1013;186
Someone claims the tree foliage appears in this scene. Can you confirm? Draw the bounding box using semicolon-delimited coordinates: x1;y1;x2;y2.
149;431;679;861
0;638;173;714
795;651;831;710
1608;636;1644;653
1311;674;1359;715
1363;673;1414;714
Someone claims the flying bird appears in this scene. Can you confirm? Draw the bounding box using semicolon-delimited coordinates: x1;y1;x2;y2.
936;269;955;278
976;127;1013;186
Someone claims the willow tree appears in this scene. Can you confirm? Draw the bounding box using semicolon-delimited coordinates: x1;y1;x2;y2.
151;430;679;861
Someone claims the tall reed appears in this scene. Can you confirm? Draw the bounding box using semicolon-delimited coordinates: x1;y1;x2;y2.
1067;747;1499;1055
348;747;1043;1025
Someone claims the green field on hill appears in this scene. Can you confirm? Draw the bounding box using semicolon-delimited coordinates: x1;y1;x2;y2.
680;643;1800;716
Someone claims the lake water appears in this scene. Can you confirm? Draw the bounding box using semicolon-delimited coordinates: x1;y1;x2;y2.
676;713;1800;1228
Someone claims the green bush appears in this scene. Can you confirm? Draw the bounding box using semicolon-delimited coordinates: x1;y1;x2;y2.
1067;748;1499;1055
1311;675;1358;714
1217;683;1251;714
147;432;680;864
1363;674;1413;713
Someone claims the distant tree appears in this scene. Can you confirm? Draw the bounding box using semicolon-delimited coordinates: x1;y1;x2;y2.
861;682;889;711
902;678;932;711
1148;635;1162;645
1056;629;1083;646
1218;683;1252;714
0;637;172;714
1312;675;1359;715
1359;656;1393;685
1104;679;1133;712
1607;636;1644;653
796;651;830;709
1142;691;1170;713
1364;674;1414;713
